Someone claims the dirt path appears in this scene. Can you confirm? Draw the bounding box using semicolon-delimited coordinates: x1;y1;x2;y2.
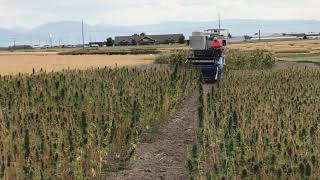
106;90;199;180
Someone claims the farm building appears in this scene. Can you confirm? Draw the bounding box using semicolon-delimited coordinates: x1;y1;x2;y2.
114;34;185;46
283;32;320;39
89;42;106;47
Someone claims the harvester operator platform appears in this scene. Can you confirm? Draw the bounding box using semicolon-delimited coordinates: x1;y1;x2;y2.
211;37;225;74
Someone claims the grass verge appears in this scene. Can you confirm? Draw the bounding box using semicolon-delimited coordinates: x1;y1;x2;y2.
59;48;161;55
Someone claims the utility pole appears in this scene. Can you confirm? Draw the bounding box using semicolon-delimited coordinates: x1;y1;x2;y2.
218;13;221;30
10;37;16;50
82;19;85;49
13;38;16;49
259;30;261;41
9;37;16;51
49;33;53;48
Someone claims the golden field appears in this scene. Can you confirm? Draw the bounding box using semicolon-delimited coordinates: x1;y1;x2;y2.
0;53;153;75
0;39;319;75
229;39;320;54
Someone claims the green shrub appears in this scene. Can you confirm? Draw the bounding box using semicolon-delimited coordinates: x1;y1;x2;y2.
154;50;188;65
226;49;276;70
155;49;276;69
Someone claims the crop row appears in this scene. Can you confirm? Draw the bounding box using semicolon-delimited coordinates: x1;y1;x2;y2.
0;66;199;179
190;68;320;179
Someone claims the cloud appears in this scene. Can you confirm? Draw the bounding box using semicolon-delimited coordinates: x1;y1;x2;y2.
0;4;63;29
94;0;237;25
0;0;319;28
94;0;320;25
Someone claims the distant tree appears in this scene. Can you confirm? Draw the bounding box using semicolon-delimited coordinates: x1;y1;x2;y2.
131;39;137;45
178;35;185;44
244;35;252;40
140;33;146;36
9;45;33;50
106;37;114;46
228;33;233;39
133;33;139;36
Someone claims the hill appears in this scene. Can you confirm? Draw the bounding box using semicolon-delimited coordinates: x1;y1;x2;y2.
1;19;320;46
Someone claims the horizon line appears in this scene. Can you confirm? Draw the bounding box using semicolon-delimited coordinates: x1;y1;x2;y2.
1;18;320;30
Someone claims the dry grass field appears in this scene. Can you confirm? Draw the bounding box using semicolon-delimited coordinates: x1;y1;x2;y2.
1;39;319;76
0;52;153;75
229;39;320;54
10;44;188;54
229;39;320;62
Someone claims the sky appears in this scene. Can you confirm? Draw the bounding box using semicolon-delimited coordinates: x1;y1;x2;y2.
0;0;319;29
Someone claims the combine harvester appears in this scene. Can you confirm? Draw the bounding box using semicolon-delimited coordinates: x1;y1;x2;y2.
188;29;228;82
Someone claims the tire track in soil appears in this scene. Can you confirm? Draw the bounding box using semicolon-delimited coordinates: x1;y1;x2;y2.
105;90;200;180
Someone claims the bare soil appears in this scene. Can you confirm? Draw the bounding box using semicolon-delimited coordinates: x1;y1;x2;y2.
105;90;200;180
0;53;153;75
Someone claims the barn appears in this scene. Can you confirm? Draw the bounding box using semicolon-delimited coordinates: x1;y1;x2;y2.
114;34;185;46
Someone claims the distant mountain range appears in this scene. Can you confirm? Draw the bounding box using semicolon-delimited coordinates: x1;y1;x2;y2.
1;19;320;46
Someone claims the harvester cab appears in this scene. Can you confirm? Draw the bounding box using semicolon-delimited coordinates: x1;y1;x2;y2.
188;29;228;82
